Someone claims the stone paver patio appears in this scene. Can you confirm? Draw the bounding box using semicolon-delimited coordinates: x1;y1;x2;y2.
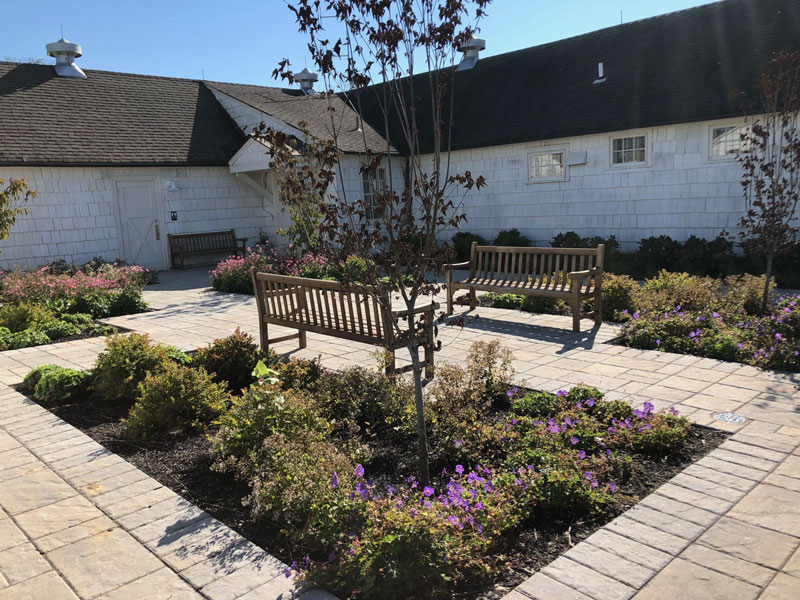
1;268;799;599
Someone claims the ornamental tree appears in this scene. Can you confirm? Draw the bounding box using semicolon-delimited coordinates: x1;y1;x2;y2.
0;178;35;248
732;51;800;313
258;0;490;485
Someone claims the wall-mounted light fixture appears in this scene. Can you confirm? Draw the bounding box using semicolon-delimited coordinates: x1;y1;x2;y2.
164;180;179;191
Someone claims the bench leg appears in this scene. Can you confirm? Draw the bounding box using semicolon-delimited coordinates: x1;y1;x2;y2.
571;287;582;332
469;288;477;310
299;330;307;349
385;349;396;379
446;271;453;315
571;302;581;332
424;312;435;379
594;290;603;325
260;322;269;353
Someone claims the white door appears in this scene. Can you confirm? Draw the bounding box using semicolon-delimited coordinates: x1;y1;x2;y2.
115;180;165;270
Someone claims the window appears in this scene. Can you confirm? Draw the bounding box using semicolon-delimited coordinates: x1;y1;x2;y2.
362;168;386;220
611;135;646;164
528;151;566;182
710;125;746;159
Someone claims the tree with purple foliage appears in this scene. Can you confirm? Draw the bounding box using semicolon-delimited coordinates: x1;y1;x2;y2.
256;0;491;485
730;51;800;314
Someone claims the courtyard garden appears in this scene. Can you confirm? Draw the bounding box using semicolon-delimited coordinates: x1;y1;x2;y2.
20;329;726;599
0;260;151;350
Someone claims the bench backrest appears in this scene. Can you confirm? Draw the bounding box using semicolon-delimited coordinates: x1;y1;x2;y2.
167;229;237;254
469;244;604;290
250;271;390;345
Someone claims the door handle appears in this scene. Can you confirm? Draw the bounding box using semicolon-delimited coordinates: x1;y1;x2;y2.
154;222;161;241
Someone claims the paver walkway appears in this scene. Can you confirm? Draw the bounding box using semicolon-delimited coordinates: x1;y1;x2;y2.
1;268;799;599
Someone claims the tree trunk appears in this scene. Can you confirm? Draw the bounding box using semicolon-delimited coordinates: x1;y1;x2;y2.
408;340;430;486
762;252;775;315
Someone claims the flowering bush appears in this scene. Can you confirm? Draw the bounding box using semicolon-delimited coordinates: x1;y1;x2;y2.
620;293;800;372
205;346;692;599
210;243;330;294
0;263;149;306
0;262;149;349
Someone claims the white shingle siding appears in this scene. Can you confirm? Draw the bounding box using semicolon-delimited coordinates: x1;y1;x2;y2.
0;166;281;270
434;118;751;250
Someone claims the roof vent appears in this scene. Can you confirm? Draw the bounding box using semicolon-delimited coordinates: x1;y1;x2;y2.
295;67;319;93
593;62;606;84
46;38;86;78
457;35;486;72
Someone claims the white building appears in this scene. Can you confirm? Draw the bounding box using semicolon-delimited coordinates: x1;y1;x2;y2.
0;0;797;269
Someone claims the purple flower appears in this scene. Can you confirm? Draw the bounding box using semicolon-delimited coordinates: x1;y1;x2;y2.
737;343;743;349
454;439;463;448
507;387;519;397
713;312;719;318
583;471;593;480
698;315;706;322
474;501;485;511
775;333;783;341
331;472;339;489
586;398;595;407
609;481;617;492
556;389;568;398
353;464;364;478
577;450;586;459
423;486;434;497
570;436;579;445
668;406;680;416
656;339;661;346
455;464;464;476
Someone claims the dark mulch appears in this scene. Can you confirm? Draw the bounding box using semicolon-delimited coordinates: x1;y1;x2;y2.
30;391;726;599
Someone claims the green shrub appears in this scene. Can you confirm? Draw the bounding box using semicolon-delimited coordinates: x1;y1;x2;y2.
91;333;172;404
451;232;487;262
493;228;531;247
520;295;568;315
512;391;565;418
315;367;416;439
722;274;774;315
165;346;193;365
600;273;639;321
479;292;523;309
40;320;80;339
29;366;90;404
274;357;323;391
213;373;329;474
246;430;354;530
0;303;55;332
638;270;720;314
107;288;148;317
22;364;60;393
194;328;271;393
0;328;50;350
428;341;514;454
124;362;231;439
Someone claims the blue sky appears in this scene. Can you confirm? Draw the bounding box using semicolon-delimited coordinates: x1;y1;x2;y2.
2;0;719;85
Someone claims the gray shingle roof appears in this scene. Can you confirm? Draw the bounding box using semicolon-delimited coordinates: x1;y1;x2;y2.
356;0;800;154
206;81;392;153
0;62;246;166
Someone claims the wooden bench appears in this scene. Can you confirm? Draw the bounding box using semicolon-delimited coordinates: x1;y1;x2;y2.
250;270;438;378
167;229;247;269
445;243;605;332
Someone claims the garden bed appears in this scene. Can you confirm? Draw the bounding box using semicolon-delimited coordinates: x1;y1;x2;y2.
19;331;728;599
0;260;151;351
31;394;725;598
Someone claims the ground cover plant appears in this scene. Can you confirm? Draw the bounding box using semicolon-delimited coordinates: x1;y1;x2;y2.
23;336;724;599
0;260;150;350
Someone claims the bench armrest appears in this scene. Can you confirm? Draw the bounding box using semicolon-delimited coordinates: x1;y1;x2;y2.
392;301;440;319
568;267;602;279
445;261;471;271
